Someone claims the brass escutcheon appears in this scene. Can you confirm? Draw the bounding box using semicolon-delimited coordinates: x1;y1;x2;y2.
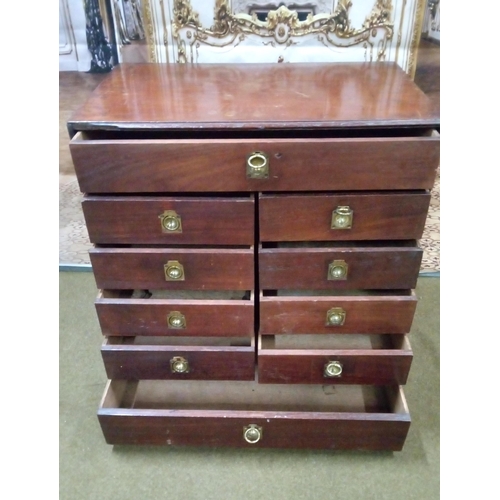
331;206;353;229
328;260;348;280
170;356;189;373
326;307;346;326
243;424;263;444
324;361;343;378
164;260;185;281
167;311;186;329
159;210;182;233
246;151;269;179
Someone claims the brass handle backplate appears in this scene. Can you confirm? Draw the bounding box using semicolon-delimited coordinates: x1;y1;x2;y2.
326;307;346;326
159;210;182;233
246;151;269;179
331;206;353;229
324;361;343;378
170;356;189;373
167;311;186;329
243;424;263;444
328;260;348;280
164;260;185;281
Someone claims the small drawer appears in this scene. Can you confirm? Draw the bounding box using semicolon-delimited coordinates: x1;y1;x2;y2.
101;336;255;381
82;195;255;245
95;289;254;337
98;380;411;450
259;242;422;290
260;290;417;334
258;334;412;385
70;130;438;193
259;192;431;242
90;247;254;290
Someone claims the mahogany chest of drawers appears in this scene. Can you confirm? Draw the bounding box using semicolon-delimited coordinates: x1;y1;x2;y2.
68;62;439;450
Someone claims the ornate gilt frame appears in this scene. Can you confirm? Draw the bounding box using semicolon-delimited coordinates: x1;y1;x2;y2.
141;0;425;76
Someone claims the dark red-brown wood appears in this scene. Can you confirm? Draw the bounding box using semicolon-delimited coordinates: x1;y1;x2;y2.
259;244;422;290
259;193;431;241
101;339;255;381
258;336;413;385
68;63;439;131
260;294;417;334
89;248;254;290
95;296;253;337
70;133;439;193
98;381;410;449
82;196;254;245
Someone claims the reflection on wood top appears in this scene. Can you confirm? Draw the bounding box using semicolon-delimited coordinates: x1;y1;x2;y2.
69;63;440;131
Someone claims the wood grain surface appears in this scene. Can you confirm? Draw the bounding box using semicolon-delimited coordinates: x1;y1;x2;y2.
82;196;255;245
259;193;431;241
68;63;439;131
90;247;254;290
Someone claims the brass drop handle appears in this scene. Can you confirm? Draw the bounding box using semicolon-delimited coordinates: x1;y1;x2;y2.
243;424;263;444
326;307;346;326
328;260;348;280
159;210;182;233
324;361;343;378
331;206;353;229
246;151;269;179
167;311;186;329
170;356;189;373
164;260;185;281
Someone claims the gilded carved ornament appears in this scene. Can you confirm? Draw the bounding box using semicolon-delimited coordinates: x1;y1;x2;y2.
172;0;394;63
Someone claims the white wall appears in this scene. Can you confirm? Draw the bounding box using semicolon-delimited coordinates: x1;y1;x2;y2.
59;0;92;71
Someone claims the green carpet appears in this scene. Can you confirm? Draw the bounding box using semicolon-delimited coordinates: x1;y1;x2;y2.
60;272;439;500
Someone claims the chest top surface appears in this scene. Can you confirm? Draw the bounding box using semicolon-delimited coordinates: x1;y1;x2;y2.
68;63;439;132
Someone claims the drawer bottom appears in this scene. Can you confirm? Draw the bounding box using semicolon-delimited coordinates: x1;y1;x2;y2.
98;380;411;450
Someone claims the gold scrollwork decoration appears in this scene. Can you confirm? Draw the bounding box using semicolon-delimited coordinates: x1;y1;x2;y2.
172;0;394;64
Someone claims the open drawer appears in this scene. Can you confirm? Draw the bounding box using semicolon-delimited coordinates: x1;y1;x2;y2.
259;241;423;290
258;334;412;384
95;290;254;337
260;290;417;334
82;195;255;246
69;129;439;193
98;380;411;450
101;336;255;381
259;192;431;242
90;247;254;291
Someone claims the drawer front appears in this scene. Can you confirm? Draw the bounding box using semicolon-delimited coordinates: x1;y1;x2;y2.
259;245;422;290
90;248;254;290
101;341;255;381
258;336;413;385
260;295;417;334
95;297;254;337
259;193;430;242
82;196;255;245
70;134;439;193
98;381;410;450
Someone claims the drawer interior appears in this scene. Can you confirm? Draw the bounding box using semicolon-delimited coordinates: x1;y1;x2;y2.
105;336;252;347
75;128;435;141
260;334;410;351
263;240;420;249
100;289;252;301
265;289;413;297
101;379;408;414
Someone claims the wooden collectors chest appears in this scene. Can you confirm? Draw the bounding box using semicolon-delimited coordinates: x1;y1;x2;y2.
68;62;439;450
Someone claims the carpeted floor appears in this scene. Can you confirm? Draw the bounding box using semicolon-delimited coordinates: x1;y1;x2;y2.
60;272;439;500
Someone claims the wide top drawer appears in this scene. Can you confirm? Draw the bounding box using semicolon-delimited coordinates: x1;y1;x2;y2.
69;129;439;194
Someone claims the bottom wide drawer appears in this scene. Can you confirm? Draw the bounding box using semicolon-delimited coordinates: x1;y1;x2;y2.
98;380;411;450
101;336;255;381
